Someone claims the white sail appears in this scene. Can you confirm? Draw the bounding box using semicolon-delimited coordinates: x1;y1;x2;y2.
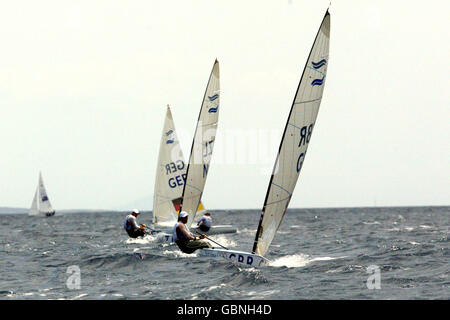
29;186;39;216
153;105;211;227
153;105;188;225
30;172;55;216
180;60;220;227
253;11;330;256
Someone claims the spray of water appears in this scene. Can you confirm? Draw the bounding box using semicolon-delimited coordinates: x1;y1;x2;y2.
269;254;346;268
125;235;157;245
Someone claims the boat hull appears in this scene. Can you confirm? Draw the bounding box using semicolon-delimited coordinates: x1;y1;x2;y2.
193;225;237;235
155;225;237;243
197;248;268;267
156;232;174;243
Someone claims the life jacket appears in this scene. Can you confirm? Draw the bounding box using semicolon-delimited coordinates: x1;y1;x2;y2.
172;222;189;242
198;216;212;228
124;215;135;230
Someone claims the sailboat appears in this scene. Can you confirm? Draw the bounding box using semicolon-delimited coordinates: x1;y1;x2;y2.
152;105;198;227
29;172;56;217
179;59;221;228
154;62;235;242
198;10;331;266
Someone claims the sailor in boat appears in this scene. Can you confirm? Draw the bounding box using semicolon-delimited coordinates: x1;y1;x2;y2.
46;211;55;217
123;209;147;238
173;211;212;253
197;212;212;232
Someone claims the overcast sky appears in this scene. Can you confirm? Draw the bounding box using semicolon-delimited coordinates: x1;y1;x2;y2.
0;0;448;210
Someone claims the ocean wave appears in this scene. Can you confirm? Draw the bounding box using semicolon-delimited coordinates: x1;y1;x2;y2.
162;249;198;259
125;235;157;244
269;254;346;268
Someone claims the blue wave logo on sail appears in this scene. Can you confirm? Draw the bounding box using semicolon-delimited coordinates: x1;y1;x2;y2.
311;76;325;86
208;94;219;102
312;59;327;69
41;195;48;202
208;107;218;113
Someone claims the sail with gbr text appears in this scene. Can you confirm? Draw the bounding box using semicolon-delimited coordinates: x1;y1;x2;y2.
252;11;331;256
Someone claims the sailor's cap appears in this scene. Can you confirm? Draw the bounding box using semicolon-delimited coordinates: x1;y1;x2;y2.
179;211;188;218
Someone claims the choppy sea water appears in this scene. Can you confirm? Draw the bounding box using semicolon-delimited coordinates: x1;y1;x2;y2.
0;206;448;300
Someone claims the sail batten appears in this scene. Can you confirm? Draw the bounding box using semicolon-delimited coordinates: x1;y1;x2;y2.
180;60;220;227
253;11;330;256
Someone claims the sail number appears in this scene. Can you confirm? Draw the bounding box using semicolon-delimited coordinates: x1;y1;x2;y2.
165;160;185;174
165;160;186;188
168;174;186;188
202;139;214;178
296;123;314;173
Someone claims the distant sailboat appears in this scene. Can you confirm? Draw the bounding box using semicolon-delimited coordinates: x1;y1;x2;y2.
198;10;331;266
29;172;56;217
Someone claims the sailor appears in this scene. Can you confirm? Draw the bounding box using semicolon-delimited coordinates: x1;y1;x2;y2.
124;209;147;238
197;212;212;232
173;211;212;254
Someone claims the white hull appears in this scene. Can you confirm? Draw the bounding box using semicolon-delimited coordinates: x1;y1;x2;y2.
156;232;174;243
155;225;236;243
197;248;268;267
193;225;236;235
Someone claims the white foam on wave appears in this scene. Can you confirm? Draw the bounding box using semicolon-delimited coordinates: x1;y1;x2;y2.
70;293;88;300
246;289;280;297
236;267;261;274
112;293;124;297
125;235;157;244
162;249;198;259
132;247;153;252
191;283;227;299
8;292;35;297
269;254;346;268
